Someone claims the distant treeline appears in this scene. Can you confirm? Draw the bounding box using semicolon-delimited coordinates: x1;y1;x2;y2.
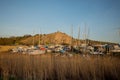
0;35;32;45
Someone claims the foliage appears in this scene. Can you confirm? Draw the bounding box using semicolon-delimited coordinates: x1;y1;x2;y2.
0;35;32;45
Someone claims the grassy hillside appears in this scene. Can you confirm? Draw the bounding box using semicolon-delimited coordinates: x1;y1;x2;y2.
20;31;72;45
0;31;117;45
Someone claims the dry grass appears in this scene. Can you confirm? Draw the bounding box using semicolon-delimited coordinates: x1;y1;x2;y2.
0;45;27;53
0;46;17;53
0;53;120;80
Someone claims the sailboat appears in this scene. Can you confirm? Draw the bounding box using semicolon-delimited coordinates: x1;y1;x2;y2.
29;29;46;55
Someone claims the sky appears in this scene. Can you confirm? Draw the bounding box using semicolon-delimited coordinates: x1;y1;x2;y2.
0;0;120;43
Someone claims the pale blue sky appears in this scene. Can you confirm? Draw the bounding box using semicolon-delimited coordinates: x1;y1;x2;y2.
0;0;120;43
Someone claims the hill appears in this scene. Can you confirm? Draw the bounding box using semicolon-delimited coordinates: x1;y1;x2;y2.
20;31;72;45
0;31;117;45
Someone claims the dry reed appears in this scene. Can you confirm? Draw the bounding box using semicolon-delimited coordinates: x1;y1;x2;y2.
0;53;120;80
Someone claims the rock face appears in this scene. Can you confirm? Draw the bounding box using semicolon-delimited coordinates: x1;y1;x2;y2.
20;31;72;45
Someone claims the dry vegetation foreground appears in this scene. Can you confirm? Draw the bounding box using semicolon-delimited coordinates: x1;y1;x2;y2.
0;53;120;80
0;46;16;53
0;45;27;53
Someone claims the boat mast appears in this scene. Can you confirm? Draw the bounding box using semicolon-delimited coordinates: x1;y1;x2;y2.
84;23;87;45
87;27;90;45
71;25;73;52
39;28;40;46
33;30;35;46
118;28;120;43
77;25;80;46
